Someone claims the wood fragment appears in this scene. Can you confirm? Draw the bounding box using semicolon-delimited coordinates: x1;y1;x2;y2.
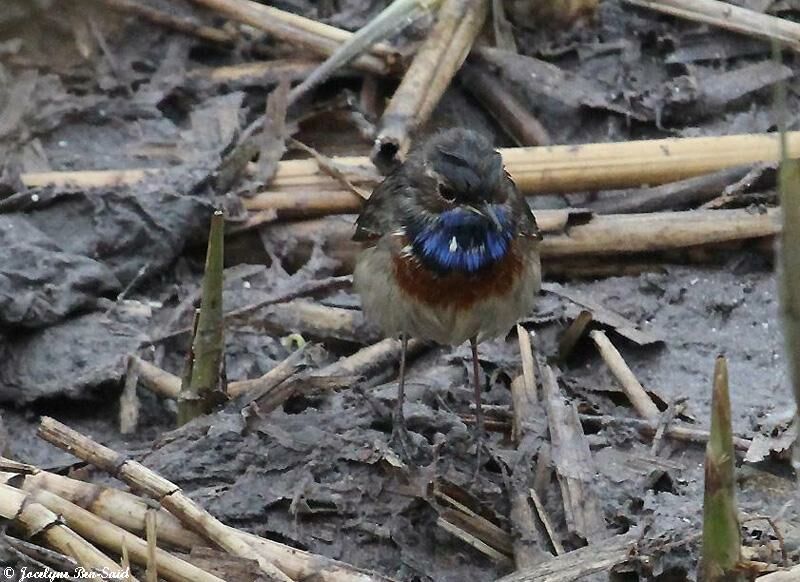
120;356;141;435
316;337;426;378
527;488;563;556
557;310;593;363
6;483;224;582
2;533;85;580
372;0;488;168
508;327;550;568
540;365;606;544
145;508;158;582
459;63;551;146
541;208;779;258
37;417;293;582
651;399;686;457
130;356;181;399
437;507;513;557
437;517;513;565
579;414;752;453
187;59;319;87
758;565;800;581
491;0;517;51
0;483;138;581
151;276;352;344
95;0;236;45
22;132;800;194
289;139;369;199
35;419;391;582
0;465;207;549
494;531;638;582
230;345;309;399
543;284;661;346
778;132;800;429
288;0;440;102
258;78;290;183
187;0;394;74
589;330;661;421
624;0;800;52
432;488;513;556
474;47;639;120
254;209;780;276
591;166;753;214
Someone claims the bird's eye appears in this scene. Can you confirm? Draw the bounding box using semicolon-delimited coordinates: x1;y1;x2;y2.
438;184;456;202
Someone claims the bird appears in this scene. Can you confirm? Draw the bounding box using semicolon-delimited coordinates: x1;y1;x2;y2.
352;128;542;458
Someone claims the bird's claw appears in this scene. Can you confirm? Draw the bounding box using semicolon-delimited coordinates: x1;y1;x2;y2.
390;410;416;462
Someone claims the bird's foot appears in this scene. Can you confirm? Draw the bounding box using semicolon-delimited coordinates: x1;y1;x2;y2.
470;432;485;482
390;411;416;463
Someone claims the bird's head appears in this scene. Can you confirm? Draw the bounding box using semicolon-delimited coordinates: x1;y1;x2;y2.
397;129;528;274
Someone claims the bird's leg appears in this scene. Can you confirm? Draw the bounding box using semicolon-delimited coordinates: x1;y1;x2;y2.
470;336;485;474
391;333;413;458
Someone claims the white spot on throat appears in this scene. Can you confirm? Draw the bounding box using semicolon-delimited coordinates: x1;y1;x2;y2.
449;236;458;253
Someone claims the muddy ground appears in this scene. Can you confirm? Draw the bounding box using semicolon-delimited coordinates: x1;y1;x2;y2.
0;1;799;581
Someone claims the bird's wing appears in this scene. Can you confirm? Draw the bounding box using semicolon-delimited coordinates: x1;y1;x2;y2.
504;171;542;240
353;166;411;242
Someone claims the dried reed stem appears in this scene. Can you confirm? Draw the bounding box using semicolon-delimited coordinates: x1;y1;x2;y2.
625;0;800;52
372;0;488;168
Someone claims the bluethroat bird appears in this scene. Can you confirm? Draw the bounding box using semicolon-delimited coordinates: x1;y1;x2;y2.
353;128;542;456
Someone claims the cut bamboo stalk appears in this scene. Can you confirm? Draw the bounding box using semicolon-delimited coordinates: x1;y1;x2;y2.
37;417;293;582
21;132;800;194
187;0;395;74
34;420;395;582
13;485;224;582
624;0;800;52
316;337;426;378
372;0;488;168
541;208;779;257
700;356;743;581
288;131;800;192
589;330;660;421
0;467;207;549
130;356;181;399
132;345;307;400
0;483;137;581
259;210;779;279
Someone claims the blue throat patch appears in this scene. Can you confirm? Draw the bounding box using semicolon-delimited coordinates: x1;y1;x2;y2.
410;206;513;273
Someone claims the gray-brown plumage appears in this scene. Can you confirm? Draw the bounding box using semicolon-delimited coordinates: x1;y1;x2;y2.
353;128;542;459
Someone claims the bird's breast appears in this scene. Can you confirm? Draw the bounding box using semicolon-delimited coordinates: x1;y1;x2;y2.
392;237;527;311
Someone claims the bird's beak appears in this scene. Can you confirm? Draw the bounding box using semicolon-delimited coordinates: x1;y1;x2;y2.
464;203;504;230
481;203;504;231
